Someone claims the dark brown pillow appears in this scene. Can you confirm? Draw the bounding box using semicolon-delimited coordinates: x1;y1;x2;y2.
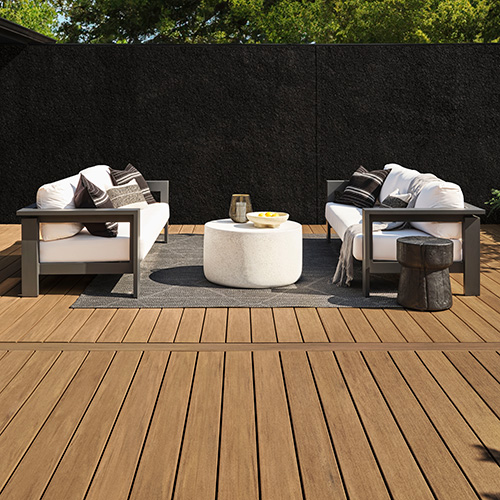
74;175;118;237
109;163;156;204
336;166;391;208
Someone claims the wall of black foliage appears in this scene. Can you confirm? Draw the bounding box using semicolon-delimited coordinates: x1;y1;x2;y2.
0;43;499;224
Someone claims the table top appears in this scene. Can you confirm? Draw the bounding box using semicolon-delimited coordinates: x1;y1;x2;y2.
205;218;301;234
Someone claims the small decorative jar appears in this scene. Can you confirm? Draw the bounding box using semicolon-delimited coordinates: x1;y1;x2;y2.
229;194;252;223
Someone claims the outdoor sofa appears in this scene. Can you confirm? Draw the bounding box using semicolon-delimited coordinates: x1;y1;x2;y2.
326;163;485;297
17;165;169;298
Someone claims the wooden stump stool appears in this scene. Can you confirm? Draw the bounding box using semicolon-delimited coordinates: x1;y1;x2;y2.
397;236;453;311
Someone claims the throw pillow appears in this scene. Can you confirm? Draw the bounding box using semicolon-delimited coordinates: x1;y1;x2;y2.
74;175;118;237
109;163;156;204
336;166;391;208
107;180;148;209
381;189;413;208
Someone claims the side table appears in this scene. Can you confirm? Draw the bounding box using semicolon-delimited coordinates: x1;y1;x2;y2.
397;236;453;311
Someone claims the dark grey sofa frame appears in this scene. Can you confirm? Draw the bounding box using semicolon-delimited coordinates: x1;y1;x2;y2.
326;180;485;297
16;180;169;298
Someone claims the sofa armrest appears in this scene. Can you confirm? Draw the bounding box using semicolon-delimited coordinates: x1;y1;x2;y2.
16;206;141;224
146;180;169;203
362;204;485;224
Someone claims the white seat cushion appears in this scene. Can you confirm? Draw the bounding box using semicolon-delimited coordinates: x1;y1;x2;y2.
325;202;364;240
411;180;464;239
40;202;169;263
326;201;462;262
352;229;462;262
379;163;421;201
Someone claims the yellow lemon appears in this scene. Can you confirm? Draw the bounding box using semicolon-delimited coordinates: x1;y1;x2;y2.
265;212;274;217
258;213;265;217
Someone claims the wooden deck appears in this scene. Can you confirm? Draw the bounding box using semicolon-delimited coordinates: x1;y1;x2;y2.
0;224;500;499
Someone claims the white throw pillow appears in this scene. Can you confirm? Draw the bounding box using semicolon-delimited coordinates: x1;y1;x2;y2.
412;181;464;239
36;165;114;241
37;176;83;241
380;163;421;202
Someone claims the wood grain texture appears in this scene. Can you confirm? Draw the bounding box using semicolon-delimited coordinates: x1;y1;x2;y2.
336;351;434;499
253;351;303;500
96;308;138;342
281;351;347;499
0;351;87;490
392;351;500;495
309;351;390;499
173;352;224;499
273;308;303;342
149;308;183;342
174;308;205;342
295;308;329;342
250;308;276;342
86;351;169;500
218;352;259;500
42;351;142;499
227;308;251;342
0;350;33;393
364;351;477;499
317;308;354;342
0;351;114;500
122;308;160;342
201;308;227;342
131;352;197;500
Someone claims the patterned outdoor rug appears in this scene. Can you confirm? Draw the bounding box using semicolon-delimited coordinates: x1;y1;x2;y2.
72;234;401;308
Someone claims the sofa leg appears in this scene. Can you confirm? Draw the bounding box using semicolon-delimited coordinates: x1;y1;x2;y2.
463;215;481;296
133;268;140;298
164;223;168;243
362;260;371;297
327;223;331;242
21;218;40;297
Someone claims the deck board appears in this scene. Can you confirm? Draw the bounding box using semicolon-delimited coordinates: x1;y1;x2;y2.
0;224;499;498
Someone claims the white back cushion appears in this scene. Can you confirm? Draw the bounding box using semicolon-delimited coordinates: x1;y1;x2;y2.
412;181;464;239
380;163;421;201
36;165;112;241
37;173;82;241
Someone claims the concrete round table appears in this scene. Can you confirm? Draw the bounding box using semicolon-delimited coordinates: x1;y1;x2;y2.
203;219;302;288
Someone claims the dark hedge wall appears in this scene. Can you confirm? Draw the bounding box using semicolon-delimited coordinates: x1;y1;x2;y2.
0;44;499;224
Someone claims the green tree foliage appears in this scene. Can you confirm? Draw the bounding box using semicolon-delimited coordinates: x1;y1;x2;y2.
1;0;497;44
0;0;58;38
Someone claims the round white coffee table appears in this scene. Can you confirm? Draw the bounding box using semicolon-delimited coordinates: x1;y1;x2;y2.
203;219;302;288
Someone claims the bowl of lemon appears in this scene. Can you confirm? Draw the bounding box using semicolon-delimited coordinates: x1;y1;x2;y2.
246;211;289;228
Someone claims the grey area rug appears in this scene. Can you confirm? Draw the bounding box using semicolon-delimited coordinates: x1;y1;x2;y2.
72;234;402;308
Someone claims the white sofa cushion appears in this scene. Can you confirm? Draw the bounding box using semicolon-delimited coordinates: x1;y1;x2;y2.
326;201;462;262
40;202;169;263
325;202;365;240
352;229;462;262
379;163;421;201
36;173;82;241
412;180;464;239
36;165;113;241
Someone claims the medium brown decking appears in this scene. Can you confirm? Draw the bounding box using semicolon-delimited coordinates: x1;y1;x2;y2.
0;224;500;499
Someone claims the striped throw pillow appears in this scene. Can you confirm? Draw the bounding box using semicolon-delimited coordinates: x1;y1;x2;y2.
336;166;391;208
74;175;118;237
109;164;156;204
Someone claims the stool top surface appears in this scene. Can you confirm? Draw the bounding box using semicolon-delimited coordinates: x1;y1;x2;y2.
397;236;453;247
205;218;301;234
